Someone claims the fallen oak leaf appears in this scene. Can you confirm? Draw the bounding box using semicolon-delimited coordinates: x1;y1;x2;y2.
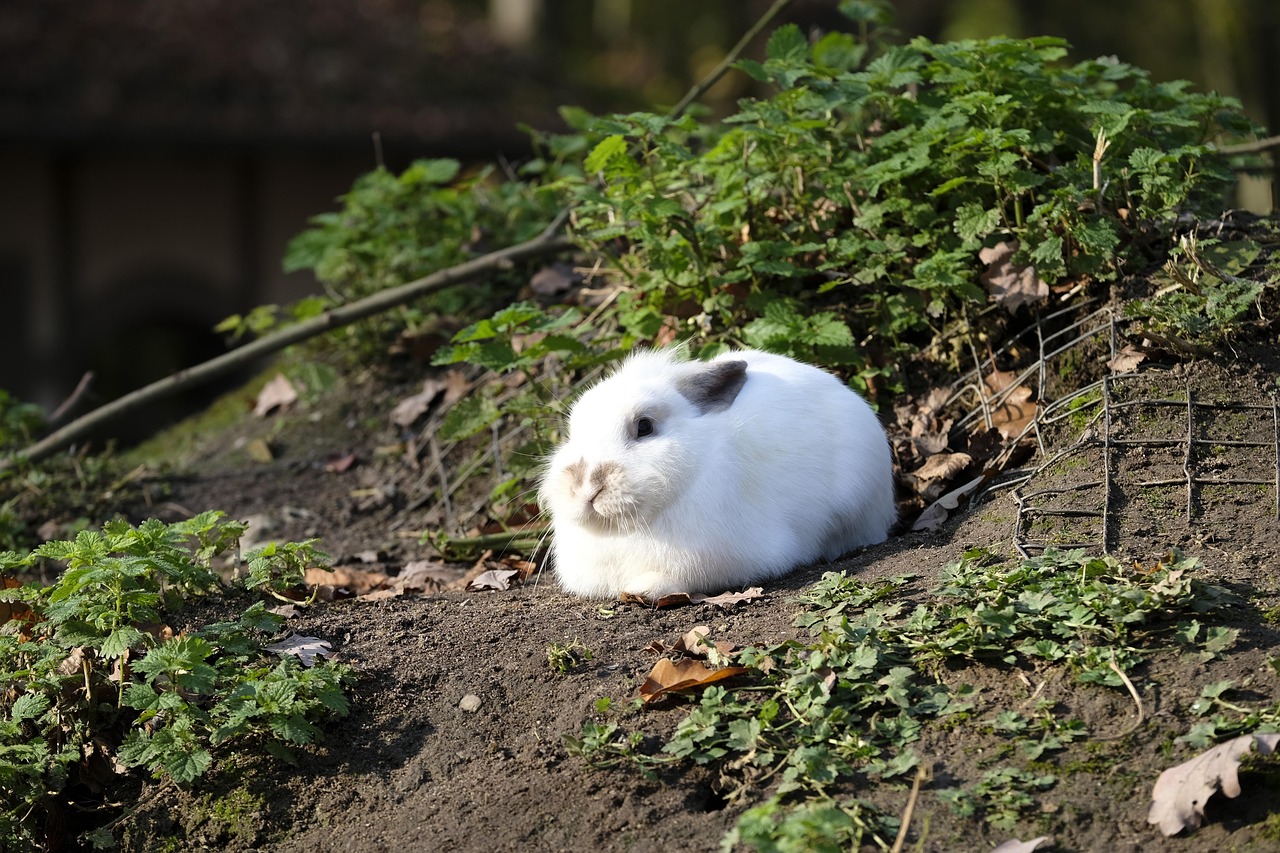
1108;343;1148;373
992;838;1051;853
264;634;335;667
982;369;1036;440
390;377;449;427
689;587;763;609
306;566;392;596
674;626;735;658
469;568;519;591
253;373;298;417
324;453;357;473
639;658;747;704
914;451;973;481
1147;732;1280;836
979;240;1049;312
912;474;988;532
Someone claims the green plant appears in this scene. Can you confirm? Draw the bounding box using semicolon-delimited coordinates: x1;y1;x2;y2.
0;390;44;454
546;638;594;675
937;766;1057;829
568;548;1236;845
0;513;353;852
562;27;1257;361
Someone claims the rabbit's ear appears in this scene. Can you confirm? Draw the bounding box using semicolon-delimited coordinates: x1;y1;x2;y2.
677;359;747;414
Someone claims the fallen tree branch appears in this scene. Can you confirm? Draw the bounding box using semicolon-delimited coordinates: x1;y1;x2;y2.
1218;134;1280;156
5;229;575;469
666;0;794;120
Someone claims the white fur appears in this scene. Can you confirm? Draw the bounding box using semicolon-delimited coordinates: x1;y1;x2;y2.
539;348;897;598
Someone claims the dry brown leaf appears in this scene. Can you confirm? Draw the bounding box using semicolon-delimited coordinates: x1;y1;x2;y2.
914;451;973;482
253;373;298;417
528;261;580;297
469;568;519;591
991;838;1051;853
324;453;357;474
390;378;448;427
618;591;649;605
264;634;334;667
356;588;403;602
57;646;86;677
689;587;763;609
639;658;747;704
497;554;538;581
306;566;392;595
912;474;987;532
0;576;35;626
1147;732;1280;836
1108;344;1148;373
674;626;735;658
983;370;1036;439
979;240;1049;312
397;559;462;591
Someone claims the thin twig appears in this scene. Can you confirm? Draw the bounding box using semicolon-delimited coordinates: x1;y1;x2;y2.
666;0;795;120
890;765;930;853
46;371;94;427
1217;134;1280;156
1096;656;1145;740
4;231;574;470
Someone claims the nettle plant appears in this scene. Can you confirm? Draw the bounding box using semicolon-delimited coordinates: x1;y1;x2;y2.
0;512;352;852
563;26;1256;366
567;548;1239;847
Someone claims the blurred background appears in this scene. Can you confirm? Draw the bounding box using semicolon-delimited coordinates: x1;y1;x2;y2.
0;0;1275;438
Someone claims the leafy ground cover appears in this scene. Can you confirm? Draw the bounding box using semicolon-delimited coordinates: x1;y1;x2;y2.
3;5;1280;851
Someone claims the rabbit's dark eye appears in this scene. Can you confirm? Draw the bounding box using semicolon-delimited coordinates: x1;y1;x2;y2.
635;417;655;438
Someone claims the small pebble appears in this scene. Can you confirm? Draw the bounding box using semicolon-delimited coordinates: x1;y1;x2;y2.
459;693;482;712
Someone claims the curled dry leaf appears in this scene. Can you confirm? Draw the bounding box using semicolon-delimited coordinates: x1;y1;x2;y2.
306;566;392;596
991;837;1051;853
324;453;357;474
1147;732;1280;836
639;658;747;705
912;474;988;532
674;626;735;658
1108;343;1148;373
983;369;1036;440
253;373;298;417
689;587;763;609
914;451;973;482
398;559;462;591
264;634;335;667
469;568;519;591
979;240;1049;312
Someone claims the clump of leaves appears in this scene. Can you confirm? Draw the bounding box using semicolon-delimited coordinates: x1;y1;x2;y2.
0;389;44;454
1126;234;1278;349
937;766;1057;829
547;638;594;675
563;27;1259;363
569;548;1235;845
271;159;563;354
0;512;353;852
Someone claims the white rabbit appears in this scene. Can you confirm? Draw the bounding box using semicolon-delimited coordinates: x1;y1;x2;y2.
539;348;897;598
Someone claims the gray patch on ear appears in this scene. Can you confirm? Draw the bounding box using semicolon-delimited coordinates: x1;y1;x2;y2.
676;359;748;414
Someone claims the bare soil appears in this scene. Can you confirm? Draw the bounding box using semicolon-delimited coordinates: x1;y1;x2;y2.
69;293;1278;852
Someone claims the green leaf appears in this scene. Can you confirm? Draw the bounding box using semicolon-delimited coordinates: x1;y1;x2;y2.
164;747;213;785
766;24;808;63
439;395;501;442
954;203;1000;242
10;692;50;722
585;134;628;175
